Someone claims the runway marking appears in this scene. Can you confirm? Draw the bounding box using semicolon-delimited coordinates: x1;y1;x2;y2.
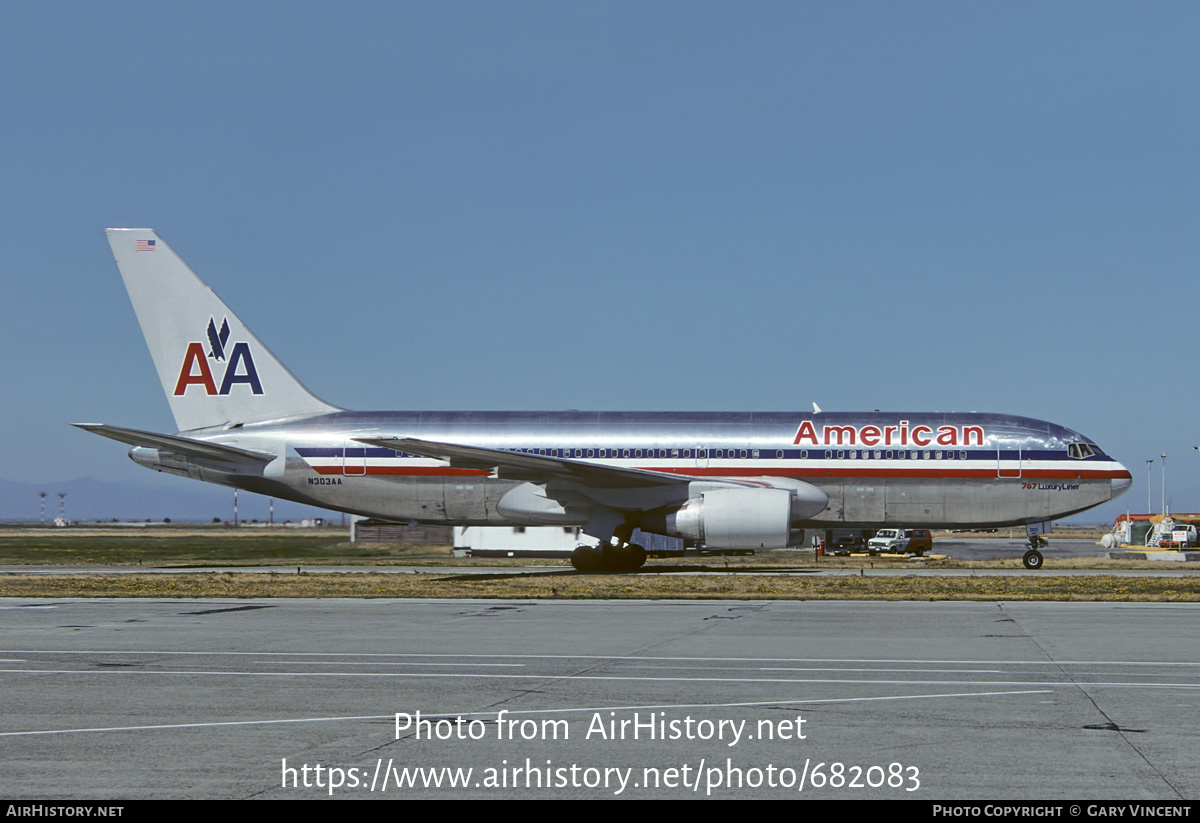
0;713;395;738
436;690;1056;717
619;665;1009;674
265;661;525;667
0;689;1048;738
1;668;1196;690
4;649;1200;667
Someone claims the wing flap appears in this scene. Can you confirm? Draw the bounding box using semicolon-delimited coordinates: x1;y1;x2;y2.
355;436;690;488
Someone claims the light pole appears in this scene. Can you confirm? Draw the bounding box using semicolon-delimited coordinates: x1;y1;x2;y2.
1194;446;1199;515
1162;453;1168;516
1146;459;1154;514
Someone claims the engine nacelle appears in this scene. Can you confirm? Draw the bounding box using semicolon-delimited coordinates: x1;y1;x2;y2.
130;446;196;479
666;488;795;549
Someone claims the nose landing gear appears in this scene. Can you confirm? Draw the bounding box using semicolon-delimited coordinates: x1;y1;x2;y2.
1023;525;1048;569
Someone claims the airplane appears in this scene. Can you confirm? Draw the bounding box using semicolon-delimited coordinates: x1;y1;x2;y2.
80;229;1133;572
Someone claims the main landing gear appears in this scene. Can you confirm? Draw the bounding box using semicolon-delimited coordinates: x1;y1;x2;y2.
571;521;648;573
570;542;647;573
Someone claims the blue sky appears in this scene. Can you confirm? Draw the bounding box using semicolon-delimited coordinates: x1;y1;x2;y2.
2;1;1196;522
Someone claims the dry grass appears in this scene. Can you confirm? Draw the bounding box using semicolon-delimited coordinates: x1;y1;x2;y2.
3;568;1199;601
1;525;1191;602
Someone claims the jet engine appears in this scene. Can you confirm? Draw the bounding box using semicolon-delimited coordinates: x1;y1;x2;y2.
664;488;799;550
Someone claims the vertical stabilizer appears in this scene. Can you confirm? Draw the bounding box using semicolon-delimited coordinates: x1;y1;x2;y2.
106;228;340;432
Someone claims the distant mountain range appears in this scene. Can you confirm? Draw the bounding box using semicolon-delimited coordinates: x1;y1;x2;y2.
0;476;338;524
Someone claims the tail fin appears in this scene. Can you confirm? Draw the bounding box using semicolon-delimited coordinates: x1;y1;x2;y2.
106;229;341;432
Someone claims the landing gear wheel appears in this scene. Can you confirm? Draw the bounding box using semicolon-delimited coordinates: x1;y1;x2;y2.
623;543;647;572
571;545;603;572
1022;550;1044;570
571;543;647;573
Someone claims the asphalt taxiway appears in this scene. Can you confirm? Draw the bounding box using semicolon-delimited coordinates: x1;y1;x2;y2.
4;597;1200;799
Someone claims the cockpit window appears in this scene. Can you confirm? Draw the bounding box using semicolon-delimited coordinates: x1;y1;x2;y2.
1068;444;1095;459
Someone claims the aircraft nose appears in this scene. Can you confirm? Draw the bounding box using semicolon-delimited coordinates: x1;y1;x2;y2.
1111;465;1133;499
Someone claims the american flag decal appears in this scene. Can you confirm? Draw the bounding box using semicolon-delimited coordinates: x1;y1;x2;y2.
136;239;156;252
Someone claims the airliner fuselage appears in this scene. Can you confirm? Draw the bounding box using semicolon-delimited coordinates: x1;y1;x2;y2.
128;409;1130;533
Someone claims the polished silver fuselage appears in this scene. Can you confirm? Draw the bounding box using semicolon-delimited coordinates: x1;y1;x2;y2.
132;410;1132;533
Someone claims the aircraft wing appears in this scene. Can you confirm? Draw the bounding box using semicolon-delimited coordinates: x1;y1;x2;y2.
75;424;277;464
355;436;695;489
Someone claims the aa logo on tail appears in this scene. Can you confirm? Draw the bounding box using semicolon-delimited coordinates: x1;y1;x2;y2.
173;317;263;396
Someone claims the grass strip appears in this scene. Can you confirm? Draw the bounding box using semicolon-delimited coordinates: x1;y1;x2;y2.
4;571;1200;601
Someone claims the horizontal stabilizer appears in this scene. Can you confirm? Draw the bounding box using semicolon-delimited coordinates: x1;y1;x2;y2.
75;423;276;463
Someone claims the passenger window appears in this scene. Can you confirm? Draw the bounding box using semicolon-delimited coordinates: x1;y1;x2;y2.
740;449;748;458
752;449;760;458
683;449;692;458
634;449;642;458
